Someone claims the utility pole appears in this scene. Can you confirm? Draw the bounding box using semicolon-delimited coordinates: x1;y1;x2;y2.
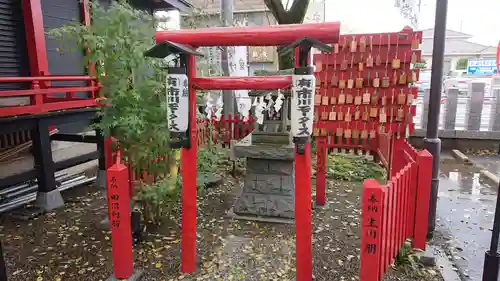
482;43;500;281
482;179;500;281
0;240;7;281
221;0;234;118
424;0;448;236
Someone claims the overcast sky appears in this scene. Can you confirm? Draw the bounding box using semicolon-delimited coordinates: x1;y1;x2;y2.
164;0;500;47
419;0;500;46
322;0;499;47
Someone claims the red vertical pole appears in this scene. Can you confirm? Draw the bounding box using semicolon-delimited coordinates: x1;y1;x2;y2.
107;157;134;279
295;143;312;281
22;0;49;108
293;46;313;281
294;46;314;281
220;115;226;144
315;137;327;206
413;150;433;250
181;55;198;273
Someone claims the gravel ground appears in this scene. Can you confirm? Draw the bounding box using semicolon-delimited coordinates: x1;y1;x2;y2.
0;167;444;281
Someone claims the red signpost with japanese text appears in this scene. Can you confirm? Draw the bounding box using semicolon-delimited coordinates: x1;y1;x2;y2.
106;149;135;279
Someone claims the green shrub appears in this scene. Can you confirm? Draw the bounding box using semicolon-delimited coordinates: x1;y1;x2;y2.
326;154;386;182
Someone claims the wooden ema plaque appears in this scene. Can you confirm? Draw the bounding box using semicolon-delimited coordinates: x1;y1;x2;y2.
312;28;422;152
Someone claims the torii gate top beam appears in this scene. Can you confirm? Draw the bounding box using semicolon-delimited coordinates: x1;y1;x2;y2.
155;22;341;47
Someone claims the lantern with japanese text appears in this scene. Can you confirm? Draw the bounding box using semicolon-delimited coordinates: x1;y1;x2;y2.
291;70;315;140
281;37;332;151
166;68;189;134
144;40;204;148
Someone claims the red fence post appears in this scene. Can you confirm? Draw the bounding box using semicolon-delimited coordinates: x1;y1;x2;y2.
407;161;418;238
360;179;384;281
104;137;114;170
379;182;391;278
315;137;327;206
413;150;433;250
221;115;227;145
107;160;134;279
234;114;240;140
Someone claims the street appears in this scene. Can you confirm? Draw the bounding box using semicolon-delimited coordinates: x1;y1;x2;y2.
436;154;499;280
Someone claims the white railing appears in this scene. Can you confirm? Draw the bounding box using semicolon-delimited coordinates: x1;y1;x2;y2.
413;83;500;137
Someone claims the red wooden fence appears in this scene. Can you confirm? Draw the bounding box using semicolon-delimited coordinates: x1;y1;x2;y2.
205;114;254;146
106;115;254;185
0;76;101;117
360;139;432;281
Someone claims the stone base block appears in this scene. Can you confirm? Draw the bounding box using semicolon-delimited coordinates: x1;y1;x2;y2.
419;245;436;266
233;156;295;219
226;208;294;224
106;270;143;281
233;193;294;218
100;217;110;230
35;190;64;211
312;201;330;210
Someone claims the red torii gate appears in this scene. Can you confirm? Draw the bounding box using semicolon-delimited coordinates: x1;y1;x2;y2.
155;22;340;280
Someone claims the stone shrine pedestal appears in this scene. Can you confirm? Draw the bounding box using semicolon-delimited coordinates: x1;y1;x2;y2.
230;132;295;223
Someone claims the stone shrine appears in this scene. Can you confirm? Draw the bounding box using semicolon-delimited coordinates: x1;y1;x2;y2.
231;126;295;221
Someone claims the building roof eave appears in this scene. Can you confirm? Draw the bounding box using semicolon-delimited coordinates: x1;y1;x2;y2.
179;8;269;16
154;0;194;12
422;52;497;57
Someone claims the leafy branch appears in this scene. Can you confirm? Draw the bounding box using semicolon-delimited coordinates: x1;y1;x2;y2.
48;1;170;172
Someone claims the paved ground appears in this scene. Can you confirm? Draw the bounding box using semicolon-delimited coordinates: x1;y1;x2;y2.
467;155;500;177
436;155;498;280
0;162;444;281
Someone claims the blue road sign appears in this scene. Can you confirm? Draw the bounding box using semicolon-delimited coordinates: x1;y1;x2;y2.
467;58;498;75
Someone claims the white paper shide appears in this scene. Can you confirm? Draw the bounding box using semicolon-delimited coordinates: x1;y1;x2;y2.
166;73;189;133
291;74;315;137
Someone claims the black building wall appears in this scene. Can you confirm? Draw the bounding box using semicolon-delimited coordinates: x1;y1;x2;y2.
0;0;30;90
42;0;87;97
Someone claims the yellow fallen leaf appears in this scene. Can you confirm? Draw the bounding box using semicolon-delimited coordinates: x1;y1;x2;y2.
155;263;162;269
